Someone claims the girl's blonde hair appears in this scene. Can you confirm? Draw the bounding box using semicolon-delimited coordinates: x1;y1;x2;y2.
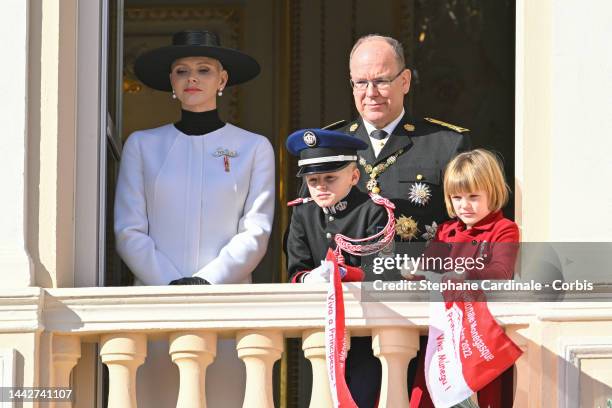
443;149;510;217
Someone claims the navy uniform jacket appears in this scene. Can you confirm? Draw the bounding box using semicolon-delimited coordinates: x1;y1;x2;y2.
287;187;388;281
342;113;471;242
339;114;471;408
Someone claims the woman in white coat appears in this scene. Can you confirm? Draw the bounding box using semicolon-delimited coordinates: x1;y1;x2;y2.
114;30;275;407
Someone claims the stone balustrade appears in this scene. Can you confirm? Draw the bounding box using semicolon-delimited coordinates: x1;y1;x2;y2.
3;285;611;407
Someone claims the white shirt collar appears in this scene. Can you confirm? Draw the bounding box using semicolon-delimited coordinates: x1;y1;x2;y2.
362;108;405;138
363;109;405;157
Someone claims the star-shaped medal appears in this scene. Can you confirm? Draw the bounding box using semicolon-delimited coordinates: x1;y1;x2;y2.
408;182;432;206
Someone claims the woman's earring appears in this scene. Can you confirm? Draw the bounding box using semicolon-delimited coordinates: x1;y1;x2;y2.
217;89;223;97
172;89;177;99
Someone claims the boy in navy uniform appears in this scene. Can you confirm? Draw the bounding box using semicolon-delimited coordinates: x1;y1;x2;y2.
286;128;395;406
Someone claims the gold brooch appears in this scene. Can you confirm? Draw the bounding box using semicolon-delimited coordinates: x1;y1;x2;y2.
395;215;419;241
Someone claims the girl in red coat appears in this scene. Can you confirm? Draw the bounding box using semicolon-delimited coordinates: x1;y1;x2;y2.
410;148;519;408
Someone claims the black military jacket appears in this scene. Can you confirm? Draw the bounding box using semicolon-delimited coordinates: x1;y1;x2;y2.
287;187;389;280
342;113;470;242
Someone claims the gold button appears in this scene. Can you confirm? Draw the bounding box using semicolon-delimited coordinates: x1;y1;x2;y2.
326;233;332;239
329;216;335;222
416;174;423;181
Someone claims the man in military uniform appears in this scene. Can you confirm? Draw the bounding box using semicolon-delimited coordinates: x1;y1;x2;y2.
341;34;471;408
346;34;470;244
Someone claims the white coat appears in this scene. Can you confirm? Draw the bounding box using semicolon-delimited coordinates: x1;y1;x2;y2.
114;123;275;285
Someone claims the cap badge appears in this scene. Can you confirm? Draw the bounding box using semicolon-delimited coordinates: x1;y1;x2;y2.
303;131;318;147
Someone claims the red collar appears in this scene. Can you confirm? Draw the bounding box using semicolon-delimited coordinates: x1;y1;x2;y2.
455;210;503;232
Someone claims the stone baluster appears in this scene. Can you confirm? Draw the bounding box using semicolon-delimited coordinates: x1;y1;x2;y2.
169;331;217;408
507;324;530;408
100;333;147;408
52;335;81;407
302;329;348;408
236;330;283;408
372;327;419;408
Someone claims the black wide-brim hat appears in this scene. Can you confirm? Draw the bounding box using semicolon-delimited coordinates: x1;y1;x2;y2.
134;30;260;91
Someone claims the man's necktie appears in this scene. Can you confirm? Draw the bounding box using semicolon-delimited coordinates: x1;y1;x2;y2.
370;129;388;140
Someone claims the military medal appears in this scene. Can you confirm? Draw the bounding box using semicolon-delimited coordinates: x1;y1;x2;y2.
213;147;237;172
359;149;404;195
408;182;432;206
395;215;419;241
421;221;438;242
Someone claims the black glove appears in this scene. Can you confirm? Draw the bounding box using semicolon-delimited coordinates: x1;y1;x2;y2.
168;277;210;285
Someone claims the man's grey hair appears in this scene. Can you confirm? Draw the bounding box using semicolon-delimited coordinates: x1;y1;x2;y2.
349;34;405;70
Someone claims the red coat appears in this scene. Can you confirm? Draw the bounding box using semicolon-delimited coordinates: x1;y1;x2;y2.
411;210;519;408
426;210;519;280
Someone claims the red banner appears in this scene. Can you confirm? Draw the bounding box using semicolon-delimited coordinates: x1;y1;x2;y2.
425;289;522;407
324;249;358;408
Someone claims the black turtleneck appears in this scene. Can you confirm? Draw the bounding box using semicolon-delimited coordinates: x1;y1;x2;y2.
174;109;225;135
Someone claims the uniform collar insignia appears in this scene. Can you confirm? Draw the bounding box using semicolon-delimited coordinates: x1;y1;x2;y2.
322;200;348;214
335;201;348;211
349;123;359;132
403;123;415;132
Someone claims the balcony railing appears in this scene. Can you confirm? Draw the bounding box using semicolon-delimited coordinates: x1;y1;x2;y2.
7;284;599;407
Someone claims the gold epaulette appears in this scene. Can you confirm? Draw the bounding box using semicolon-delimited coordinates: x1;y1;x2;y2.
424;117;470;133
